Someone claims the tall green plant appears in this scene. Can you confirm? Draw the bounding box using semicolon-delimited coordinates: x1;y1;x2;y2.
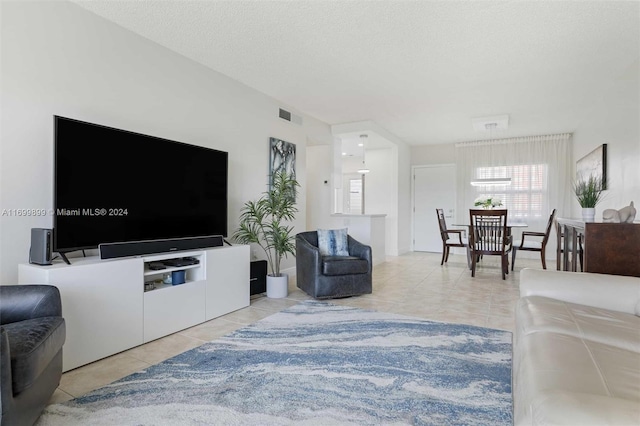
232;171;299;277
573;174;604;208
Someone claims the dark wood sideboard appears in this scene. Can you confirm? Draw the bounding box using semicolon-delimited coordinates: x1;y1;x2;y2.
557;218;640;277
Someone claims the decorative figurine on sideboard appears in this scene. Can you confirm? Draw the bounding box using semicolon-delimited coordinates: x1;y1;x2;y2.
602;201;636;223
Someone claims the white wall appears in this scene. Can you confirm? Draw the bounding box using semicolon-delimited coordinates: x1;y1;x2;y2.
411;143;456;166
396;140;412;255
365;149;396;255
362;149;393;217
0;1;332;283
305;145;333;227
572;59;640;217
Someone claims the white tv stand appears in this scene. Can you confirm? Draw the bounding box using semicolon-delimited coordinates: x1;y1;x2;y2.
18;244;249;372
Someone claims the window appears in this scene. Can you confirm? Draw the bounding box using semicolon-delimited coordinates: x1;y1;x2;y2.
456;133;572;229
474;164;548;219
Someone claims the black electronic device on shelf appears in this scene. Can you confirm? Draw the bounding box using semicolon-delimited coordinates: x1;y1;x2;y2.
148;262;166;270
162;257;200;267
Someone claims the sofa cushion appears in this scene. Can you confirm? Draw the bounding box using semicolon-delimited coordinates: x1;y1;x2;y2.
322;256;368;276
317;228;349;257
514;331;640;425
3;316;65;394
516;296;640;353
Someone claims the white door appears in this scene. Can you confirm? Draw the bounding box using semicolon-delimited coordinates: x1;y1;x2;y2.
413;165;457;252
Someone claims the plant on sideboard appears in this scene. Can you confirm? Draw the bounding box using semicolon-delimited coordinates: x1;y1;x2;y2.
573;174;604;208
573;174;604;222
232;170;299;278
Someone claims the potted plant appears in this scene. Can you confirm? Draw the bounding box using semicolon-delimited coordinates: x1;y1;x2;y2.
573;174;604;222
232;170;299;298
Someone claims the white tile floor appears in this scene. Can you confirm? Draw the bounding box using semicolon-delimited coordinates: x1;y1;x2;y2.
48;251;547;405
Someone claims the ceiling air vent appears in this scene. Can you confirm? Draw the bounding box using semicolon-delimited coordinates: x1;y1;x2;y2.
279;108;292;121
279;108;303;125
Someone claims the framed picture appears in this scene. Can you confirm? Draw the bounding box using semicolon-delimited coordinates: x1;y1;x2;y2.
269;137;296;190
576;144;607;189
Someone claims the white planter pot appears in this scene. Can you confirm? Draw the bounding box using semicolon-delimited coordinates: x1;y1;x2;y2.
267;274;288;298
582;207;596;222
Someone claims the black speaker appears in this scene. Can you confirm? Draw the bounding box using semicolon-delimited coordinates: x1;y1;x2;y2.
99;235;224;260
30;228;53;265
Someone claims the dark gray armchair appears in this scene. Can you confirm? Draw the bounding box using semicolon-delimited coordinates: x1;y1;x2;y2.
1;285;66;426
296;231;373;299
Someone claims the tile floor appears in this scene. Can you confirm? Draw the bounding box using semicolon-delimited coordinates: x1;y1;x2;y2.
48;251;547;405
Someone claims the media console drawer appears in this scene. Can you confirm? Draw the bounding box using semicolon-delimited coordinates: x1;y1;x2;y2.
143;280;206;342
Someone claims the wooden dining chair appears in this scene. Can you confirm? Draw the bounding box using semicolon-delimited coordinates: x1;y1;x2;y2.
511;209;556;271
436;208;467;265
469;209;512;279
555;219;584;271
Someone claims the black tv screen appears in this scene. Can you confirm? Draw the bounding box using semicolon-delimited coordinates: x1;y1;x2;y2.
54;116;228;253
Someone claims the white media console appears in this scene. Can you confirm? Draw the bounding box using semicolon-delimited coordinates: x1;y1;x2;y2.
18;244;250;372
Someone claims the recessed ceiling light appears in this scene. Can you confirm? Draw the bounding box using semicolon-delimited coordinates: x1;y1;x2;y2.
358;143;364;147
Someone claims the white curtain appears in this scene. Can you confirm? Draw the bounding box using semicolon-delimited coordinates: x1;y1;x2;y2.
455;133;573;256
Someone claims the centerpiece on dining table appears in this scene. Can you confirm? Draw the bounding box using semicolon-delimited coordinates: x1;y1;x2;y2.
474;196;503;209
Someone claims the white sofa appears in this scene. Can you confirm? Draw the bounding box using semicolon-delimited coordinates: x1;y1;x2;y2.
515;268;640;425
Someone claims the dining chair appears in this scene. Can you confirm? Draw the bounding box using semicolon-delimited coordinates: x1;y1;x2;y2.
469;209;512;279
511;209;556;271
436;209;467;265
555;219;584;271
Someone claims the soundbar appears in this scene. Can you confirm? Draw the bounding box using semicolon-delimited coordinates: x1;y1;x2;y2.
99;235;224;260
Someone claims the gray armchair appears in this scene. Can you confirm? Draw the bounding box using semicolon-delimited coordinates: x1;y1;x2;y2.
296;231;372;299
1;285;66;426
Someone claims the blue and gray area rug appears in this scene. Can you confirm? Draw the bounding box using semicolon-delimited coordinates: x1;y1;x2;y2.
38;301;512;425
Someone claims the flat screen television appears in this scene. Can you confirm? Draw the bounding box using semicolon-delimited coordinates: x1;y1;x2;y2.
54;116;228;255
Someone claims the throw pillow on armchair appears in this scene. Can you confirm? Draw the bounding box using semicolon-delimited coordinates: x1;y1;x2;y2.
317;228;349;256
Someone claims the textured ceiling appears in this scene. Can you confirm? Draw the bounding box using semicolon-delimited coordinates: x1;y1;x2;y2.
72;0;639;146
